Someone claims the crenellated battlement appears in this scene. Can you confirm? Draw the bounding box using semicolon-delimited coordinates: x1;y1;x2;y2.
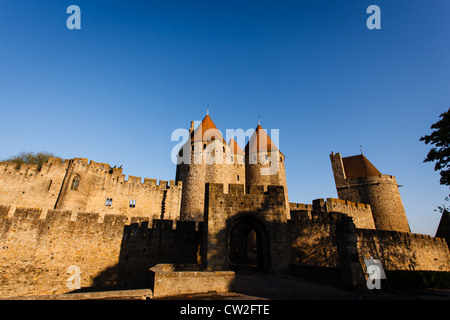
207;183;286;215
0;204;192;233
0;204;200;297
68;158;182;190
0;205;127;227
289;198;375;230
0;157;69;175
289;209;344;227
289;202;313;211
357;228;447;243
344;174;398;186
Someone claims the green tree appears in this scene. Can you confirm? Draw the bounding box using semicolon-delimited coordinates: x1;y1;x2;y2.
420;107;450;212
2;151;58;170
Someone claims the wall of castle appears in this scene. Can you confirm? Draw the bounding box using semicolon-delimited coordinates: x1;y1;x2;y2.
287;209;450;274
288;211;340;268
55;158;182;222
0;157;182;223
289;198;376;230
245;151;289;219
330;152;410;233
117;219;202;288
0;206;125;297
0;158;69;212
356;229;450;272
204;183;290;273
338;175;410;233
177;140;245;221
0;205;201;298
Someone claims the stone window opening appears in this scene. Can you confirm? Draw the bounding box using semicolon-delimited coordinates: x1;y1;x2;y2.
105;198;113;206
129;200;136;208
70;176;80;191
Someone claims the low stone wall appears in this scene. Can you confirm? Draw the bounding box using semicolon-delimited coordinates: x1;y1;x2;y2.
150;264;235;298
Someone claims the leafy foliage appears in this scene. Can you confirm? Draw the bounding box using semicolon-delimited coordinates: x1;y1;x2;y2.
2;151;58;170
420;107;450;186
420;108;450;213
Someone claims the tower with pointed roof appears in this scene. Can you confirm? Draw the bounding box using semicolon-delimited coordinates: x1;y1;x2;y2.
330;152;410;232
436;209;450;249
245;123;290;218
175;113;245;221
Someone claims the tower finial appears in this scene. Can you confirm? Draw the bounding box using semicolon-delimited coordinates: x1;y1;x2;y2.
258;115;260;125
207;105;209;116
360;145;363;155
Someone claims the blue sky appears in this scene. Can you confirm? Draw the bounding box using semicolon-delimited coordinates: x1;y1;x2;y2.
0;0;449;235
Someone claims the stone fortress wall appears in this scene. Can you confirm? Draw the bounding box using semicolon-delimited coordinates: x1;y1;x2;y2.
0;205;201;297
0;113;449;297
1;182;448;297
0;157;182;223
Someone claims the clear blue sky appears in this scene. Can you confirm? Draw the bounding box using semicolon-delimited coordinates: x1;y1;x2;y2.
0;0;449;235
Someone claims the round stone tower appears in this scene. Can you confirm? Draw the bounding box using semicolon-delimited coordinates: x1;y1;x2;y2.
330;152;410;233
176;113;244;221
245;123;289;218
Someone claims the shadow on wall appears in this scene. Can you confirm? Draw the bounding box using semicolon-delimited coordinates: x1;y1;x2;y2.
70;220;203;293
69;189;367;294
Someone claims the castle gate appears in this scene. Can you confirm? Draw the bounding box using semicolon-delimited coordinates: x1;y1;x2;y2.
203;183;290;273
228;216;270;271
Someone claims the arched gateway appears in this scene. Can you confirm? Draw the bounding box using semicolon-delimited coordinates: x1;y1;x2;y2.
228;216;270;270
203;183;290;273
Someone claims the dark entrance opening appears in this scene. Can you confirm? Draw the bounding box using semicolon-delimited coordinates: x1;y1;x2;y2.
228;218;268;270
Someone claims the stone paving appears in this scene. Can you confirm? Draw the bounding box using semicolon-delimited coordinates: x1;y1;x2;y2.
5;268;450;300
160;268;450;300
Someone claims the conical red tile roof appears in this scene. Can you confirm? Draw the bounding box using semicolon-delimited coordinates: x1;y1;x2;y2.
342;155;381;179
229;138;245;155
191;114;226;143
245;124;279;153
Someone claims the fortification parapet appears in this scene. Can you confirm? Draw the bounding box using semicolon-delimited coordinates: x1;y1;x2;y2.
289;202;313;211
346;174;399;186
355;228;450;271
330;152;409;233
288;198;375;229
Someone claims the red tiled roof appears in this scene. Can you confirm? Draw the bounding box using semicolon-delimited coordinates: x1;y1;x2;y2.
342;155;381;179
245;124;279;153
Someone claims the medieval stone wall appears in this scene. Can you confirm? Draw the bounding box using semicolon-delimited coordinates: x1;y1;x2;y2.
0;158;182;223
0;205;200;298
0;205;124;297
330;152;410;233
288;211;340;268
290;197;375;230
245;151;289;219
356;229;450;272
177;140;245;221
203;183;291;273
0;158;69;213
288;209;450;274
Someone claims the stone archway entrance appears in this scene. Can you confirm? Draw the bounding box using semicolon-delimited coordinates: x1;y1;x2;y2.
228;217;270;271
